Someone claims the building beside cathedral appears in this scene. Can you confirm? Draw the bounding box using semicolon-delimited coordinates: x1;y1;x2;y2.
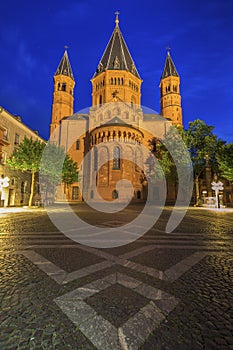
0;106;44;206
49;14;184;203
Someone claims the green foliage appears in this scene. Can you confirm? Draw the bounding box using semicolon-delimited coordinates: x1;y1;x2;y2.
148;126;191;185
7;138;78;205
217;143;233;182
7;137;46;206
7;137;46;172
40;142;78;186
184;119;225;177
62;155;79;185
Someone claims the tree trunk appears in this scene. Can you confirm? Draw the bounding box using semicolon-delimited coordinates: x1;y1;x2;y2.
195;174;200;205
29;171;35;207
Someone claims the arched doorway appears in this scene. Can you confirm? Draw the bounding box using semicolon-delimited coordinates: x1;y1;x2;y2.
112;189;119;199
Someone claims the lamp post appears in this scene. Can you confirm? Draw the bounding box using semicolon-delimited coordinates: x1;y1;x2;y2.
0;175;10;207
211;179;224;209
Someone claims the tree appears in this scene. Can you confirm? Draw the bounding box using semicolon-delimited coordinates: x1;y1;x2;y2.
217;143;233;183
147;126;193;202
40;142;78;200
7;137;46;206
62;155;79;198
184;119;225;204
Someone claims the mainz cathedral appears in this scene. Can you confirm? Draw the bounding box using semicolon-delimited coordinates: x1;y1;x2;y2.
50;13;183;202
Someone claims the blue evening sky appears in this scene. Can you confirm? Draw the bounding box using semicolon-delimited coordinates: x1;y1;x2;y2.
0;0;233;142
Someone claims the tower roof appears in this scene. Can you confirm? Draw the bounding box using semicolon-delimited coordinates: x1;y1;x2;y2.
93;13;141;79
161;51;179;79
55;50;74;80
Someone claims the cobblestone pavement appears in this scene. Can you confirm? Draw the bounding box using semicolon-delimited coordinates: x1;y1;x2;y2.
0;204;232;349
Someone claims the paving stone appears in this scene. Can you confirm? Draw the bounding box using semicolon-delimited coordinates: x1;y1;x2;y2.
1;205;233;349
135;283;171;301
117;272;143;289
54;299;98;324
86;283;149;328
79;315;120;350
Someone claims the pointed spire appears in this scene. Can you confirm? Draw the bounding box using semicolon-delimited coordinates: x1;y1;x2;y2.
93;12;141;79
161;49;179;79
55;49;74;80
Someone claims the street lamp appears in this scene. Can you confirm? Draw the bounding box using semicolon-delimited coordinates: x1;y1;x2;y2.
211;178;224;209
0;175;10;207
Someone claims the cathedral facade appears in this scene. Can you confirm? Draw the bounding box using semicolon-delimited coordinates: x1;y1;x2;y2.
50;14;182;202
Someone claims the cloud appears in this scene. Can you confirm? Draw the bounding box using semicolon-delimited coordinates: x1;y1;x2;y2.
1;26;36;76
16;41;36;75
54;2;90;21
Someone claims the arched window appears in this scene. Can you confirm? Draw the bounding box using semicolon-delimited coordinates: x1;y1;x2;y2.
99;95;102;105
58;83;61;90
114;78;117;85
94;148;98;171
111;78;113;85
121;78;124;85
113;146;120;169
61;83;66;91
21;181;25;193
118;78;120;85
112;190;119;199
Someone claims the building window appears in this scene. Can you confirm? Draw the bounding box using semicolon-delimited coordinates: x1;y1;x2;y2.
72;186;79;200
76;140;80;150
113;146;120;169
21;181;26;193
112;190;119;199
61;83;66;91
3;128;8;141
94;147;98;171
14;133;20;145
0;151;6;164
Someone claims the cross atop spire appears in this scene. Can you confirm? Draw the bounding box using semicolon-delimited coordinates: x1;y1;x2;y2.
115;11;120;26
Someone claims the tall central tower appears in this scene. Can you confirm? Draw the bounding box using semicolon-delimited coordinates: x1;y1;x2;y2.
91;13;142;107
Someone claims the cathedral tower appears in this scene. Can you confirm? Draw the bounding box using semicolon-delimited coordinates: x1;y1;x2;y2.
91;13;142;107
160;50;182;126
50;50;75;137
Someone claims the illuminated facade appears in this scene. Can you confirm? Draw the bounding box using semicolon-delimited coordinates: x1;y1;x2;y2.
50;14;182;202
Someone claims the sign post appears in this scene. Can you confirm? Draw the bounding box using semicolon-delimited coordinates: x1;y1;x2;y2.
211;181;224;209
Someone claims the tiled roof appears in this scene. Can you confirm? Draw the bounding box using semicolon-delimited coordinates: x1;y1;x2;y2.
55;50;74;80
93;15;140;79
161;51;179;79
